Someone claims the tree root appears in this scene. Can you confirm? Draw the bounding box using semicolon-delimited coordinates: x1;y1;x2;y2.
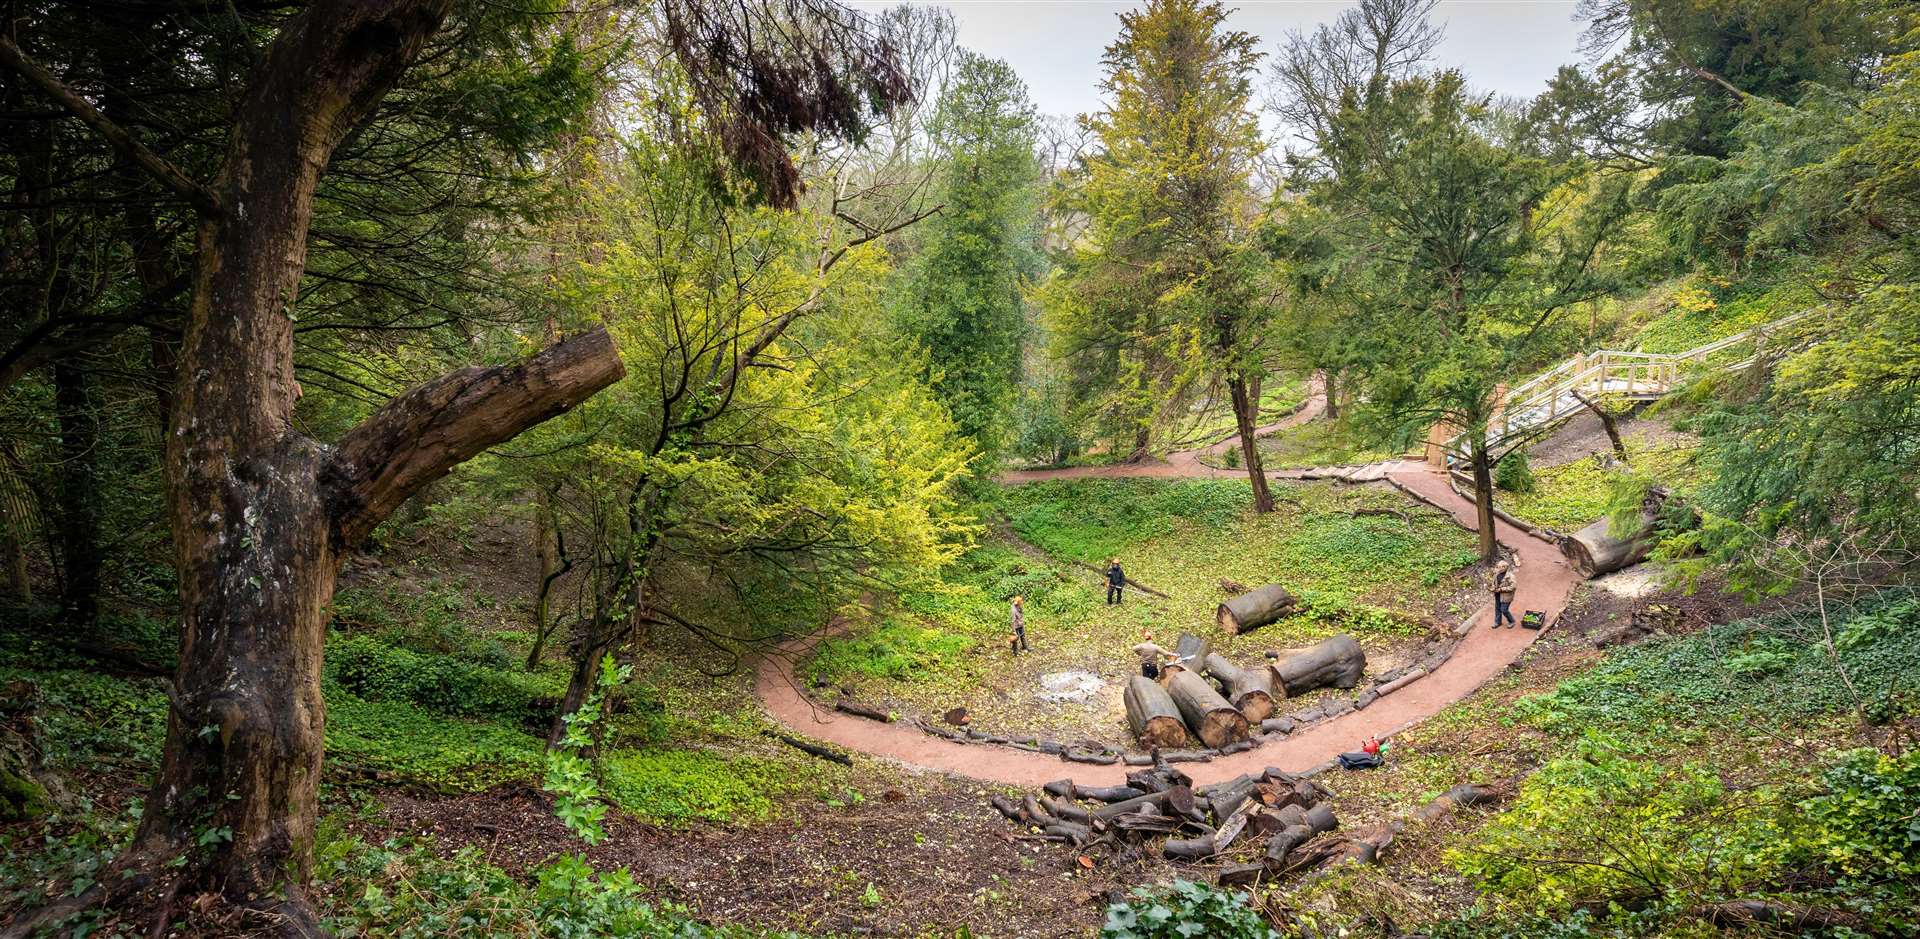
1;845;329;939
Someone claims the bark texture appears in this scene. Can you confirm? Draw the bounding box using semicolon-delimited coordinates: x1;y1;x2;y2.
1271;636;1366;697
1124;675;1193;749
1216;584;1296;634
1163;668;1250;749
1227;374;1275;513
1562;513;1654;577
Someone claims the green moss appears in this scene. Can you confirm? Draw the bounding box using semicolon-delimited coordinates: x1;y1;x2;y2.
0;769;52;822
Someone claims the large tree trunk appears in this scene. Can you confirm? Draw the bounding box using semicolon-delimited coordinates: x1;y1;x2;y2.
1228;373;1274;513
1271;635;1366;697
1469;438;1498;562
1216;584;1296;634
1562;513;1654;577
525;483;566;669
1322;369;1339;420
51;361;101;628
21;1;630;927
1202;653;1275;722
1163;668;1250;749
1124;675;1193;748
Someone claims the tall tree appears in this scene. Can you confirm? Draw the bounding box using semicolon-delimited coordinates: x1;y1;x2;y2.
1049;0;1277;508
1310;72;1633;560
0;0;912;930
895;52;1043;470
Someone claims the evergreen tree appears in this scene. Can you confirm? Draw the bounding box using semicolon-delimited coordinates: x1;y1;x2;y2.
897;53;1043;470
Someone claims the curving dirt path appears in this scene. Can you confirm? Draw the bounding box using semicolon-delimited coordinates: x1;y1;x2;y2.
753;460;1579;787
997;382;1328;485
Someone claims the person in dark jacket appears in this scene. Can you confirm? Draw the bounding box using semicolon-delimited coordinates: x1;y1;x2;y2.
1106;559;1125;605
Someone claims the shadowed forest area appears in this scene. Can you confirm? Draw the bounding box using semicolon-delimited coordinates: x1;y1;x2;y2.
1;0;1918;936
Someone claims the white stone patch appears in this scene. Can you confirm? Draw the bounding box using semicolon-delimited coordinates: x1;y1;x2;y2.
1592;564;1665;598
1036;670;1104;704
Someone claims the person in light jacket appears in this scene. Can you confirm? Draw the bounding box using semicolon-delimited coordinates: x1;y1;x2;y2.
1009;595;1029;653
1490;560;1518;628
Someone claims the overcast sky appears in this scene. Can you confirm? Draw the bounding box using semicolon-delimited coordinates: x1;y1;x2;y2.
849;1;1589;126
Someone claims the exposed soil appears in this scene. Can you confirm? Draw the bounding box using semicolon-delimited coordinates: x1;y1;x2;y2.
357;776;1175;939
1524;407;1698;469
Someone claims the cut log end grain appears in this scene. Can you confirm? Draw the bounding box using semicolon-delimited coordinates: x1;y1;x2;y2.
1124;675;1194;749
1163;669;1250;749
1216;584;1297;634
1562;513;1654;577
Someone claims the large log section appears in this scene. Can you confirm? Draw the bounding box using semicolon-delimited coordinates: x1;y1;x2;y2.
1217;584;1297;634
1271;636;1366;697
1202;653;1276;722
1561;513;1655;577
1124;676;1193;748
1164;669;1251;749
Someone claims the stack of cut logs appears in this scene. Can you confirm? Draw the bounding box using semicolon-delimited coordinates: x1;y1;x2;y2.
1125;624;1366;750
988;759;1346;884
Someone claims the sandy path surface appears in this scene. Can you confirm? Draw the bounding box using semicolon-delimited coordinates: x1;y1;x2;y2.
753;460;1578;787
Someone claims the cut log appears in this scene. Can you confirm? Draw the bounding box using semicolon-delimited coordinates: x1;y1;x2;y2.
1264;824;1312;865
1124;676;1193;749
1023;795;1059;828
989;794;1026;823
1217;584;1297;634
1093;791;1171;821
1111;810;1183;835
1164;784;1199;820
1162;835;1216;860
1213;804;1254;852
1203;774;1261;823
1218;862;1267;886
1044;822;1091;844
1042;796;1094;826
833;701;892;722
1562;513;1655;577
1163;669;1251;749
1075;785;1148;803
1304;803;1339;835
1203;653;1276;722
1156;634;1207;684
1271;636;1367;696
1043;779;1075;799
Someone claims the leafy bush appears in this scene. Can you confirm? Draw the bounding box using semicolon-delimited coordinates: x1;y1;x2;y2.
1101;880;1278;939
1449;740;1788;913
0;667;166;770
327;634;565;726
1493;450;1535;493
1798;748;1920;881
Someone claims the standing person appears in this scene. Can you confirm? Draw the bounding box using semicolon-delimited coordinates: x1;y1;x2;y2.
1009;595;1029;653
1132;631;1174;679
1106;558;1126;605
1490;560;1518;628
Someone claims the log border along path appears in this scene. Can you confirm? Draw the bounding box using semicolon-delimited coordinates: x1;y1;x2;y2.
754;410;1581;786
